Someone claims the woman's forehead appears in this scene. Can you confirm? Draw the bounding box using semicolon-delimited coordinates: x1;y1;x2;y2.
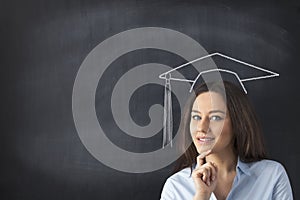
192;92;227;112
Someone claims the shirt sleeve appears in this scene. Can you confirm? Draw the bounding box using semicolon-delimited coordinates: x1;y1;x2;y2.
272;164;294;200
160;178;175;200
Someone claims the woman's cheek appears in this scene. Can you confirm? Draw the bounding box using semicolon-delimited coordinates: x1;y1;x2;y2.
190;122;196;134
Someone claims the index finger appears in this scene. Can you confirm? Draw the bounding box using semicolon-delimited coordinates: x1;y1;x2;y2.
196;149;212;166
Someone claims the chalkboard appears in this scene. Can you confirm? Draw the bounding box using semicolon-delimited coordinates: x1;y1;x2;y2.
1;0;300;199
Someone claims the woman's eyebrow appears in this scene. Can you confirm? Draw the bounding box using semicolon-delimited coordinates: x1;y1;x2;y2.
191;110;201;113
209;110;226;114
191;110;226;114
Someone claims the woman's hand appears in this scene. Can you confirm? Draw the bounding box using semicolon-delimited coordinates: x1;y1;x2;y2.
192;150;218;200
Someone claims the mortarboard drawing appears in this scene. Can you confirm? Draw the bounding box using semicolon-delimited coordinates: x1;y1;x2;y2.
159;52;279;148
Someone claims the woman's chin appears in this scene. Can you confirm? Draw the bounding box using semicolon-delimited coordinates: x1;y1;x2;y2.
196;146;213;154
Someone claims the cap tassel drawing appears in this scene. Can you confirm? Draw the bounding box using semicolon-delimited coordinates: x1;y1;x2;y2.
162;73;173;148
159;52;279;148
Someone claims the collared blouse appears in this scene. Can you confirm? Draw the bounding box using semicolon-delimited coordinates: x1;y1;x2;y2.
160;159;293;200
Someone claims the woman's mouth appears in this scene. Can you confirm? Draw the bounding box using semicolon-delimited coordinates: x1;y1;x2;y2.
197;136;215;144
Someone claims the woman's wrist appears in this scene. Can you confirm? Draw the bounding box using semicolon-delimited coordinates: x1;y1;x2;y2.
193;192;211;200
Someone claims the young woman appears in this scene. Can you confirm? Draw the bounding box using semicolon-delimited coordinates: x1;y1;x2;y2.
160;81;293;200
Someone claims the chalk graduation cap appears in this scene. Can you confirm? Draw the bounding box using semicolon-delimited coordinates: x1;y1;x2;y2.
159;52;279;148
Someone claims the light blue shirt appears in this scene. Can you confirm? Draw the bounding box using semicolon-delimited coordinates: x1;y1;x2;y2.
160;159;293;200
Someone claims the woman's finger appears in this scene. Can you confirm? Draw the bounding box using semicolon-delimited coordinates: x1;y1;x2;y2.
206;162;217;182
198;162;217;186
201;168;208;184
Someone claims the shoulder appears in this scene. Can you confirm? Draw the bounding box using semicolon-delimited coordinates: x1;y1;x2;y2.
160;167;195;200
237;159;292;187
236;159;293;199
246;159;287;175
243;159;292;193
162;167;193;191
250;159;294;199
168;167;192;182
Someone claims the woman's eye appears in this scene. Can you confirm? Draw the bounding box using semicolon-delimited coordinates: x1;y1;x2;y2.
210;116;223;121
192;115;201;120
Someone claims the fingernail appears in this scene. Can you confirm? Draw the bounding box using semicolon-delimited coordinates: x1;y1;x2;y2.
212;176;215;181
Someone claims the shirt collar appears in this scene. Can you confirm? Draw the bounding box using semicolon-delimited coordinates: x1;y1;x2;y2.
236;157;252;176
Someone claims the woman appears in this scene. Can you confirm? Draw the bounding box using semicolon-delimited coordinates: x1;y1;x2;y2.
160;81;293;200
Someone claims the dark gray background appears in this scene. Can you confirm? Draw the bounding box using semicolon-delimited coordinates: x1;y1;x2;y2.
1;0;299;199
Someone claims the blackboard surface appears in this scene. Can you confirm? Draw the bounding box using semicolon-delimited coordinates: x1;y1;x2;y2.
2;0;300;199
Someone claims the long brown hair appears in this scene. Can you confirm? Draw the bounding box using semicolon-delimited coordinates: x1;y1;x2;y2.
173;81;267;173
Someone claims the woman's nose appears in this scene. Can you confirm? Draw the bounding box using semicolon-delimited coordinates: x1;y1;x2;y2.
197;118;210;133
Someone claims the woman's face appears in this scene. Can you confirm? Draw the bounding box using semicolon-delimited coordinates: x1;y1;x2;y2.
190;91;234;154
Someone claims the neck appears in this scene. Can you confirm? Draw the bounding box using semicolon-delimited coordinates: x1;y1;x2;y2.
205;148;237;174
